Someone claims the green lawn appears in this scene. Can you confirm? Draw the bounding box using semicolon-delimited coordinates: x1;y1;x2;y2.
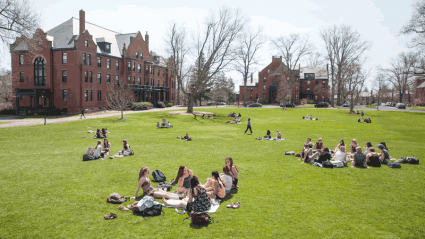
296;104;315;108
407;106;425;110
0;108;424;238
366;105;376;108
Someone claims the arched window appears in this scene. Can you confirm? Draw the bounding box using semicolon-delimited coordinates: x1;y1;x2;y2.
34;57;45;86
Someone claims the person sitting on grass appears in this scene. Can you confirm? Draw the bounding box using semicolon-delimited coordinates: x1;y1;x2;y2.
227;117;237;124
350;139;359;155
332;146;348;163
207;114;211;119
157;122;161;128
274;130;282;140
115;139;131;157
301;143;313;162
177;133;192;141
310;115;313;120
238;113;241;117
352;146;367;168
213;114;217;119
94;140;103;159
334;139;345;152
264;130;272;139
134;167;181;199
220;166;233;195
204;171;226;200
171;166;194;193
380;141;389;152
162;176;211;212
310;147;331;164
368;118;372;123
93;129;105;139
235;117;241;124
358;117;363;123
161;119;166;127
314;138;324;152
102;128;108;137
305;114;310;120
167;122;172;128
363;141;372;155
202;114;205;119
377;144;390;164
366;147;381;167
102;139;111;155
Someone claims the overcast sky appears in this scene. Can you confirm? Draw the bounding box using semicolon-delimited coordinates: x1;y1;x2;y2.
1;0;417;91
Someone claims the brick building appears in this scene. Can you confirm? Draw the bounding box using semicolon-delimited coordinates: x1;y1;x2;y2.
414;78;425;105
238;56;329;104
10;10;176;114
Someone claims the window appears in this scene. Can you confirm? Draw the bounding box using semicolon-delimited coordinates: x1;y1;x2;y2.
316;80;318;85
133;76;135;84
296;95;298;99
141;52;143;59
97;57;101;67
157;80;159;86
85;90;88;101
132;62;135;71
307;88;310;91
146;65;149;74
307;81;310;86
83;53;86;65
275;75;278;78
162;81;164;87
90;90;93;101
88;54;91;65
322;95;324;100
89;71;92;83
107;74;111;84
138;64;141;73
136;52;139;58
322;88;324;91
19;55;24;65
107;59;111;69
34;57;45;86
84;71;88;82
315;88;318;92
62;52;67;64
251;87;253;91
62;90;67;101
267;69;270;74
105;44;110;52
97;90;101;101
128;62;131;71
315;95;318;100
20;95;24;100
116;75;119;84
19;71;24;82
152;66;154;74
128;76;131;82
287;77;289;81
263;77;266;82
85;40;88;47
116;60;119;70
323;81;325;85
263;93;266;98
158;68;160;76
256;94;258;99
163;69;164;77
138;77;141;85
263;85;266;91
62;70;67;82
97;73;101;84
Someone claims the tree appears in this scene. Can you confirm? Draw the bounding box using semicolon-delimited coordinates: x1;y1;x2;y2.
344;64;371;112
320;24;371;106
0;0;40;44
271;33;313;104
207;71;235;104
234;26;264;106
306;52;326;68
381;51;419;103
373;72;388;110
106;81;135;120
400;0;425;50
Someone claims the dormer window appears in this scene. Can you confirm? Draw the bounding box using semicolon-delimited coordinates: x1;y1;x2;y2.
96;39;111;53
136;52;139;58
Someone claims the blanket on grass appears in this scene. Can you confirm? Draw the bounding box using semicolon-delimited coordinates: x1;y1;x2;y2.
162;199;221;214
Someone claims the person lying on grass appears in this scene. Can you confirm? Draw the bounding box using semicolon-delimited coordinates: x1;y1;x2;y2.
264;130;272;139
332;146;348;163
177;133;192;141
167;122;172;128
203;171;226;200
377;144;390;164
213;113;216;119
161;119;166;127
94;140;103;159
366;147;381;167
135;167;182;199
162;176;211;212
171;165;194;193
227;117;237;123
224;157;239;189
102;139;111;155
352;146;368;168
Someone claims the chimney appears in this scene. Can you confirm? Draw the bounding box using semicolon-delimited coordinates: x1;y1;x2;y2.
79;10;85;35
250;73;253;84
145;31;149;52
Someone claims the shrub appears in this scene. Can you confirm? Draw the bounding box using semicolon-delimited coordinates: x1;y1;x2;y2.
131;102;153;111
156;102;166;108
166;102;173;107
258;98;268;104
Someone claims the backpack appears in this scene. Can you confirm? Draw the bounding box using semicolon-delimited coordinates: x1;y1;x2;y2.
152;170;166;182
129;149;134;156
406;157;419;164
138;203;164;218
185;212;214;226
83;154;95;161
86;147;95;156
107;193;130;204
387;162;401;169
156;181;173;191
331;161;344;168
322;161;334;168
285;151;295;155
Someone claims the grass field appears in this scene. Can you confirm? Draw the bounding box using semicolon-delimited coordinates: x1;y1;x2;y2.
407;106;425;110
1;108;424;238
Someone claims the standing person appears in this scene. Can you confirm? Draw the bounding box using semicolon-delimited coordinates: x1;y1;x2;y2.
244;118;253;134
80;109;85;119
361;110;364;118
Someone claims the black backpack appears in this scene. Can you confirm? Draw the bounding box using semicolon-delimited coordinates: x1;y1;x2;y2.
138;204;164;218
156;181;173;191
322;161;334;168
152;170;166;182
83;154;95;161
184;212;215;226
406;157;419;164
387;162;401;169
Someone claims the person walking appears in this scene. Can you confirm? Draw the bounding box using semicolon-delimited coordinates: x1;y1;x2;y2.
80;109;86;119
361;110;364;118
244;118;253;134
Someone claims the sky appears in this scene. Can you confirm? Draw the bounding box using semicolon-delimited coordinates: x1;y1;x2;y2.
0;0;418;91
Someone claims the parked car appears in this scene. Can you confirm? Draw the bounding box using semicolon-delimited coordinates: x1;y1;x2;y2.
343;102;350;107
281;103;296;108
207;102;216;106
372;103;378;106
381;103;386;106
391;103;397;107
314;102;329;108
218;102;226;105
386;102;392;106
249;103;262;107
396;103;406;109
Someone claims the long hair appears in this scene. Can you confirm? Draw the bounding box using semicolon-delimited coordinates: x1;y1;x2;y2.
366;142;372;148
212;171;223;188
139;167;148;180
123;140;128;149
380;142;387;149
267;130;271;135
340;139;345;146
95;140;101;149
190;176;200;195
172;165;185;185
223;166;231;175
102;128;106;135
103;138;109;147
226;157;237;172
370;147;375;153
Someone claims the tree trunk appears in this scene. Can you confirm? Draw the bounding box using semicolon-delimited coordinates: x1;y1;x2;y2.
187;97;194;113
399;93;403;103
331;77;335;107
121;109;124;120
243;75;247;107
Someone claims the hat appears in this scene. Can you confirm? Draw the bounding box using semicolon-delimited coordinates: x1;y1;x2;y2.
352;139;357;142
377;144;384;149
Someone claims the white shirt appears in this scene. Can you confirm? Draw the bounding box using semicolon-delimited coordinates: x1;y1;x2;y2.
334;151;346;162
94;145;102;158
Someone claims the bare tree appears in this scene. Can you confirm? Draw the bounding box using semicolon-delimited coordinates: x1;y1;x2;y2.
106;81;135;120
400;0;425;50
381;51;419;103
271;33;313;103
0;0;40;44
372;71;388;110
234;26;264;106
306;52;326;68
345;64;371;112
207;72;235;104
164;22;191;106
320;24;371;106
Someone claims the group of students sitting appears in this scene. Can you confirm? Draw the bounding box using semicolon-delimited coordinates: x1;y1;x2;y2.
177;133;192;141
120;157;240;212
303;115;318;120
228;112;241;118
91;139;133;159
255;130;282;140
299;137;391;168
202;114;216;119
349;110;361;114
358;117;372;123
226;117;241;124
90;128;109;139
157;119;172;128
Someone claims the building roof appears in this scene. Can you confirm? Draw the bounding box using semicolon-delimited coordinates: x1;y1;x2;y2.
46;18;140;58
299;67;328;79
